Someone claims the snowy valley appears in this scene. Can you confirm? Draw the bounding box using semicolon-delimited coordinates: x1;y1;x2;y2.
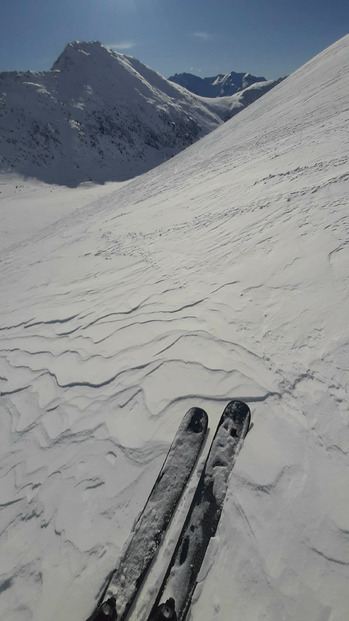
0;35;349;621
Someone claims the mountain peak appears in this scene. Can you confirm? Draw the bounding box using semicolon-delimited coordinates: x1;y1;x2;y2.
51;40;111;71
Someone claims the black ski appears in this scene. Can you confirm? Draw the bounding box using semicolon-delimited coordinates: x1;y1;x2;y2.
86;407;208;621
148;400;251;621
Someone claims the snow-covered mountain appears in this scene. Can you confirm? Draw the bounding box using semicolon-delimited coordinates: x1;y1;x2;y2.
169;69;282;97
0;35;348;621
0;42;281;187
0;41;224;186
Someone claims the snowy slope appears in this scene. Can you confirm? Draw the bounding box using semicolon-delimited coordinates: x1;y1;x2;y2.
0;34;349;621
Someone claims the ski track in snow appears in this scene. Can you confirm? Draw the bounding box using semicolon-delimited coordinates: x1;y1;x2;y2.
0;36;349;621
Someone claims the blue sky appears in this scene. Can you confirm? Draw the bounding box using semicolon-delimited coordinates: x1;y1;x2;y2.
0;0;348;79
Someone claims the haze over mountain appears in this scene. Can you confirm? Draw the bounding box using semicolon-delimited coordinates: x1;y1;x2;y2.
0;41;280;187
0;34;348;621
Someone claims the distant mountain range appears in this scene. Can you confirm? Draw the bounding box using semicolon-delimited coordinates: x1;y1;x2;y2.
0;42;282;186
168;70;280;98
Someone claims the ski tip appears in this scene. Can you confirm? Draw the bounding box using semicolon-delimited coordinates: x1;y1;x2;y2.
222;400;251;429
186;407;208;434
148;597;177;621
86;596;117;620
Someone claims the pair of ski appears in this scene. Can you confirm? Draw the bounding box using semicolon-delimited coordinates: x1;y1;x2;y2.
87;400;250;621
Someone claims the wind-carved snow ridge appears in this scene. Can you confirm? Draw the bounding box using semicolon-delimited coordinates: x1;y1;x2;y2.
0;35;349;621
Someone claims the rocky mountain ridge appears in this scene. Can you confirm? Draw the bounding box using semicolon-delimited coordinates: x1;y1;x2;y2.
169;69;280;97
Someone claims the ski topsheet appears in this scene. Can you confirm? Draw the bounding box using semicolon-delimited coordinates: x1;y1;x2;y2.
87;407;208;621
148;400;251;621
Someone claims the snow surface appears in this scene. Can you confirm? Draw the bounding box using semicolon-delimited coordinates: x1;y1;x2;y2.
0;174;120;251
0;35;349;621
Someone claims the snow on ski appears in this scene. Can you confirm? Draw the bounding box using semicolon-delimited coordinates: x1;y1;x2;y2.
86;407;208;621
148;400;251;621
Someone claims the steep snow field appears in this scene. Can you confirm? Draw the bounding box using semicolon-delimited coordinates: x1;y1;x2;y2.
0;35;348;621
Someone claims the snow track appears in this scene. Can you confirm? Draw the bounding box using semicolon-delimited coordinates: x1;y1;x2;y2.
0;36;349;621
